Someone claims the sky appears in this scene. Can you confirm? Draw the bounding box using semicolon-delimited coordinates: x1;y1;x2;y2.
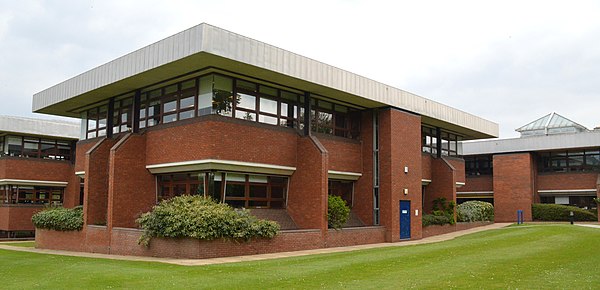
1;0;599;138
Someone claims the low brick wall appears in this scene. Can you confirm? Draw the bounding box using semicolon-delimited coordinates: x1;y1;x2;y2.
36;226;390;259
326;226;386;247
422;221;493;238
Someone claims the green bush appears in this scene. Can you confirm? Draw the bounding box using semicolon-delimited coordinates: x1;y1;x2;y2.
136;195;280;246
31;206;84;231
593;197;600;205
422;214;453;227
328;195;350;229
532;203;598;221
457;201;494;222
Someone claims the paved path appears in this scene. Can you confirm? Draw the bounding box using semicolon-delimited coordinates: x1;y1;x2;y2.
0;223;511;266
576;224;600;229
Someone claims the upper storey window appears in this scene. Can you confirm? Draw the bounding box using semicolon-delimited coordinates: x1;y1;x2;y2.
538;149;600;173
310;99;360;139
421;126;462;157
81;73;362;140
0;135;72;160
465;155;493;176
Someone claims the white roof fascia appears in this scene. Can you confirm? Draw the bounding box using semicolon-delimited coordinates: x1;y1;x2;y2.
462;131;600;155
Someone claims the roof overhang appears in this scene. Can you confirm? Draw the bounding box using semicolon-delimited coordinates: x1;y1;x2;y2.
0;179;69;187
146;159;296;176
0;115;80;139
33;23;498;140
463;131;600;155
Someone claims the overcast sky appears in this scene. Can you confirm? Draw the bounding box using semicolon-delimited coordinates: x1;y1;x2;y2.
1;0;599;138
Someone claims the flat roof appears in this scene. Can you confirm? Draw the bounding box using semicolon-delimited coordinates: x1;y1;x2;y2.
33;23;498;139
463;130;600;155
0;115;80;140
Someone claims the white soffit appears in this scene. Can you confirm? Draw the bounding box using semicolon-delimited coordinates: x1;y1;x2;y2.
33;23;498;139
328;170;362;181
0;179;69;187
537;189;597;196
146;159;296;176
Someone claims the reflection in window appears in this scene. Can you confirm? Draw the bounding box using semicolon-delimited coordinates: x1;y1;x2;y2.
538;149;600;173
0;185;64;205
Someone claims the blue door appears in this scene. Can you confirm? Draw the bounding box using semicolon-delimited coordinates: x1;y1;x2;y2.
400;200;411;239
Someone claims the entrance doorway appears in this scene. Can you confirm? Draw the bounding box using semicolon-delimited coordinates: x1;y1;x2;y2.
400;200;411;239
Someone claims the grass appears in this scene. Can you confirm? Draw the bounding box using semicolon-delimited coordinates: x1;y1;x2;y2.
0;224;598;289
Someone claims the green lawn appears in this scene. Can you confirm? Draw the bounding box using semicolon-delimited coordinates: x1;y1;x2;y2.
0;224;598;289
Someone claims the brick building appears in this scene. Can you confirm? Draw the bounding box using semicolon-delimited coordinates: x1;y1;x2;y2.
31;24;497;257
461;112;600;222
0;116;80;238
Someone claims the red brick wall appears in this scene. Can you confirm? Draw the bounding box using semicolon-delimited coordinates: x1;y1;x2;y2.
35;229;84;252
354;111;374;226
424;158;456;215
318;135;362;173
0;205;44;231
537;172;599;190
75;140;98;173
422;154;433;181
446;157;465;184
0;158;72;181
379;108;423;241
461;175;493;192
145;116;298;167
63;173;83;208
422;221;493;238
37;226;388;259
287;136;328;232
107;134;156;228
326;226;385;247
493;153;535;222
84;139;116;226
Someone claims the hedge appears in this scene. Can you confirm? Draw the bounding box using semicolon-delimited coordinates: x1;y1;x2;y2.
136;195;280;246
457;201;494;222
328;195;350;229
532;203;597;221
31;206;84;231
422;214;453;227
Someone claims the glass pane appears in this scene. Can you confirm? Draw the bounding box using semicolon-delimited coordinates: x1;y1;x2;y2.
225;183;245;197
318;100;333;110
259;85;277;97
179;110;194;120
181;79;196;90
198;75;213;116
236;79;256;92
213;75;233;117
281;91;298;102
280;103;288;117
259;114;278;125
271;186;285;199
249;175;268;183
249;185;267;198
260;98;277;115
235;110;256;121
226;173;246;182
87;118;97;130
249;200;268;207
165;84;178;95
238;93;256;110
163;113;177;123
163;99;177;113
180;96;195;110
225;200;245;208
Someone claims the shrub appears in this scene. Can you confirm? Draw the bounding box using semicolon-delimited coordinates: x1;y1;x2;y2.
32;206;84;231
593;197;600;205
136;195;280;246
532;203;598;221
457;201;494;222
425;197;455;226
328;195;350;229
422;214;452;227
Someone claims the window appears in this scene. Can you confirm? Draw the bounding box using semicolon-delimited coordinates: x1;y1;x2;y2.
156;171;287;208
328;180;354;207
86;105;108;139
310;99;360;138
82;73;359;140
421;126;437;154
465;155;493;176
0;136;72;160
0;185;64;205
113;97;133;134
0;136;4;156
421;126;462;157
538;149;600;173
